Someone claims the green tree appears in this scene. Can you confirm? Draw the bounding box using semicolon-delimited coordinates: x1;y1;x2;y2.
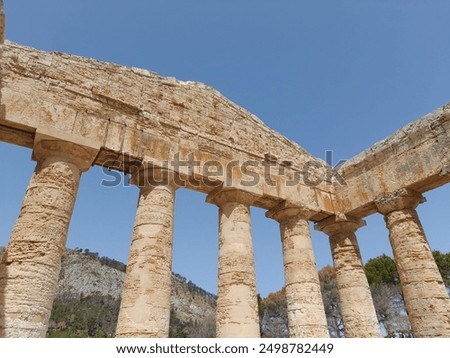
432;250;450;287
365;252;450;287
364;254;399;286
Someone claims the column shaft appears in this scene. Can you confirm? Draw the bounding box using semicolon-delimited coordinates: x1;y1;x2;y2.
116;182;176;338
208;189;260;338
0;157;81;337
267;204;328;337
377;190;450;337
316;217;381;338
0;131;100;338
280;217;328;337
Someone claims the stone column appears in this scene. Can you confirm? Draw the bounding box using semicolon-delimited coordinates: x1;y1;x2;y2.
116;167;177;338
207;188;260;338
315;215;381;337
266;202;328;337
0;130;99;338
375;188;450;337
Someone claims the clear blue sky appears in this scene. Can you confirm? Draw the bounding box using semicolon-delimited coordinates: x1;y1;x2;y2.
1;1;450;297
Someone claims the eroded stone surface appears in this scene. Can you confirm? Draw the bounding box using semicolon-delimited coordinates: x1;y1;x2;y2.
267;204;328;338
116;174;176;338
0;154;79;336
0;41;334;218
376;190;450;337
375;188;425;215
337;106;450;216
207;189;260;338
0;129;99;337
316;216;381;338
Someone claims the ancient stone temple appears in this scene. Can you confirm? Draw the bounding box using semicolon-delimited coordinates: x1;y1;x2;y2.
0;4;449;338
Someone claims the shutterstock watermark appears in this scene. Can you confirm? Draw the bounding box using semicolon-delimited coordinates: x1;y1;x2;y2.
100;150;347;188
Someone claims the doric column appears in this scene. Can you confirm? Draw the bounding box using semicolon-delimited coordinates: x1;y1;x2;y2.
266;202;328;337
315;215;381;338
116;167;177;338
206;188;260;338
375;188;450;337
0;130;99;337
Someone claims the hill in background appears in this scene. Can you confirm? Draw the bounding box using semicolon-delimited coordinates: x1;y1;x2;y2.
49;248;217;337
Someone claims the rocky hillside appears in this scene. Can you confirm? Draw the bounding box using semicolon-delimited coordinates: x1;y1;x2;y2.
57;249;125;300
48;249;217;337
0;248;210;337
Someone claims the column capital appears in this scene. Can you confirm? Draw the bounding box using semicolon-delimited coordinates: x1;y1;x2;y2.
129;163;179;190
315;214;366;237
32;127;101;172
206;186;257;207
266;200;318;222
375;188;426;215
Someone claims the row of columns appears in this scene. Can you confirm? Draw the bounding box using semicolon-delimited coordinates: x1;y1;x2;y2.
0;134;449;337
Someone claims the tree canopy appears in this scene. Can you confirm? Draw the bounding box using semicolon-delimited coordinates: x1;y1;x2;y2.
364;254;399;286
432;250;450;287
364;251;450;288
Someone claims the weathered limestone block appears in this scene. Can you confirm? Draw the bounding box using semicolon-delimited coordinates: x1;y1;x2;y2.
0;130;99;337
267;202;328;337
0;42;335;218
336;105;450;216
375;188;450;338
116;167;177;338
207;188;260;338
315;215;381;338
